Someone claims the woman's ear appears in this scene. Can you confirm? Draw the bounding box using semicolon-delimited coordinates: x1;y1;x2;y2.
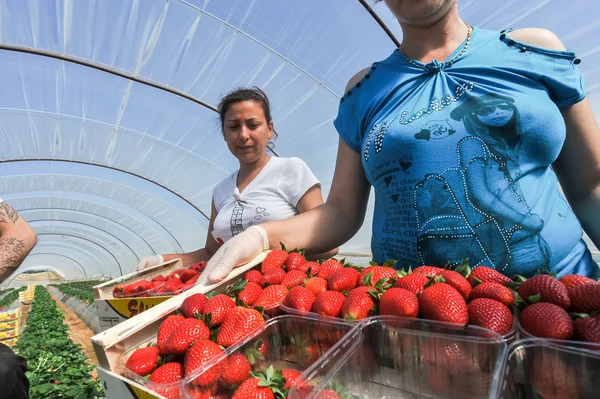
268;121;274;140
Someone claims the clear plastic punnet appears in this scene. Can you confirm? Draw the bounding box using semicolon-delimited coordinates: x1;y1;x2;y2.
492;337;600;398
182;315;356;398
289;315;507;399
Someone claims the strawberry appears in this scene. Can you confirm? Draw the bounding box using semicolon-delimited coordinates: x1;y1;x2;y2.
419;282;468;325
469;282;514;308
123;282;142;296
412;265;443;276
520;302;573;339
468;298;513;335
439;270;471;301
340;286;377;320
312;291;346;318
394;272;429;295
189;261;207;273
125;346;160;376
254;285;288;309
359;266;397;286
149;362;184;383
421;338;474;372
531;350;580;399
185;385;216;399
328;268;360;292
220;353;251;387
573;316;600;343
202;294;236;327
217;307;266;347
180;294;208;318
184;340;224;383
281;270;306;289
261;250;288;274
183;274;200;287
283;286;316;312
162;318;211;355
559;274;598;290
151;275;166;283
304;277;328;296
258;268;287;287
568;283;600;313
237;282;263;306
518;274;570;309
285;252;306;271
379;288;419;318
112;284;125;298
180;269;199;284
244;270;263;283
157;315;185;354
282;369;301;389
162;278;183;293
317;259;343;281
232;366;286;399
304;261;321;276
467;266;512;286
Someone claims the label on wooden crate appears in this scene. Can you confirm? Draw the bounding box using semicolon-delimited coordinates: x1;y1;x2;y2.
95;296;172;330
0;308;21;321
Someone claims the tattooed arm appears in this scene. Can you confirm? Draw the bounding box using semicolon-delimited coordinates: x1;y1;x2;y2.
0;201;38;283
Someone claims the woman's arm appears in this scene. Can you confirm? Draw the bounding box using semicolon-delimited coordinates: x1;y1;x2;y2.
295;185;339;260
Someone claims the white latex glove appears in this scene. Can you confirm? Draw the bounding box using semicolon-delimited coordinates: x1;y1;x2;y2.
136;255;164;271
200;225;269;283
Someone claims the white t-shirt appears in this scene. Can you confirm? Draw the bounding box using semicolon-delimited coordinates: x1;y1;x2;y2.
211;157;319;244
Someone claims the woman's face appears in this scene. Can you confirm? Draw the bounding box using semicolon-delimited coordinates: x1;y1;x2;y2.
223;100;273;164
383;0;457;26
475;103;515;128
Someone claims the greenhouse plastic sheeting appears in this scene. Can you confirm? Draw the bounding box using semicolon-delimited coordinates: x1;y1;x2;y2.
0;0;598;282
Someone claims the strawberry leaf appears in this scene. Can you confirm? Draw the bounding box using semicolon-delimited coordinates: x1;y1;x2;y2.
382;259;397;268
513;275;528;283
514;296;528;310
368;261;378;266
454;260;471;277
367;289;380;300
362;272;374;287
528;294;541;304
205;290;218;299
280;242;288;252
570;312;589;320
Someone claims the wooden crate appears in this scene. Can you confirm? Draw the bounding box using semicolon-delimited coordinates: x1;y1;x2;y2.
93;259;185;330
91;252;268;399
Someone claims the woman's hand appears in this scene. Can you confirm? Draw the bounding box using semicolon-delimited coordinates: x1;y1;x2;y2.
199;225;269;283
136;255;164;271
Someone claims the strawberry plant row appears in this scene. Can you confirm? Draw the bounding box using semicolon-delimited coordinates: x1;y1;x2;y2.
0;286;26;310
52;284;95;305
14;286;104;399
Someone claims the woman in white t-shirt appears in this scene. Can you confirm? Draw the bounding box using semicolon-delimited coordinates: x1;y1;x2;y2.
137;88;336;270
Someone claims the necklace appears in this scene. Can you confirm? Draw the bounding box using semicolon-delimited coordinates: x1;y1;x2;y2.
399;22;472;69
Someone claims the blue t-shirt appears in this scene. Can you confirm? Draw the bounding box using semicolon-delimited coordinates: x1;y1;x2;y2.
334;27;598;278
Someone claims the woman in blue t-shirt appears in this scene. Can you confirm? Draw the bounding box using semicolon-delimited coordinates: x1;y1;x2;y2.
200;0;600;282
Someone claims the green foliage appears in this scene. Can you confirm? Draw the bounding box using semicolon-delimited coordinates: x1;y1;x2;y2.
0;286;26;309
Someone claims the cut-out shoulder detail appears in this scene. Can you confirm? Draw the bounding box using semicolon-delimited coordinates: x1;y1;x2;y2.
345;66;371;93
508;28;566;51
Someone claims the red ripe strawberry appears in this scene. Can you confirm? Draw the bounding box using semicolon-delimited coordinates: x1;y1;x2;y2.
180;269;199;284
285;252;306;271
439;270;471;301
162;318;210;354
237;282;263;306
328;268;360;292
162;278;183;293
469;282;514;308
531;350;580;399
258;268;287;287
184;340;224;383
217;307;266;347
149;362;184;383
559;274;598;290
125;346;160;376
468;298;513;335
180;294;208;318
232;378;275;399
394;272;429;295
202;294;236;327
254;285;288;309
412;265;443;276
283;286;316;312
189;261;207;273
304;261;321;276
520;302;573;339
261;249;288;274
467;266;512;286
317;259;343;281
220;353;251;387
568;283;600;313
157;315;185;354
282;369;301;389
573;316;600;343
184;274;200;287
304;277;328;296
419;283;468;325
112;284;125;298
245;270;263;284
151;275;166;283
340;286;377;320
122;282;141;296
359;266;397;286
379;288;419;318
518;274;570;309
281;270;306;289
312;291;346;318
185;385;216;399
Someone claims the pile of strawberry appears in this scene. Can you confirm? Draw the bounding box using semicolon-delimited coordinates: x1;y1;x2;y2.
514;273;600;343
112;261;206;298
123;290;266;398
279;258;517;336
